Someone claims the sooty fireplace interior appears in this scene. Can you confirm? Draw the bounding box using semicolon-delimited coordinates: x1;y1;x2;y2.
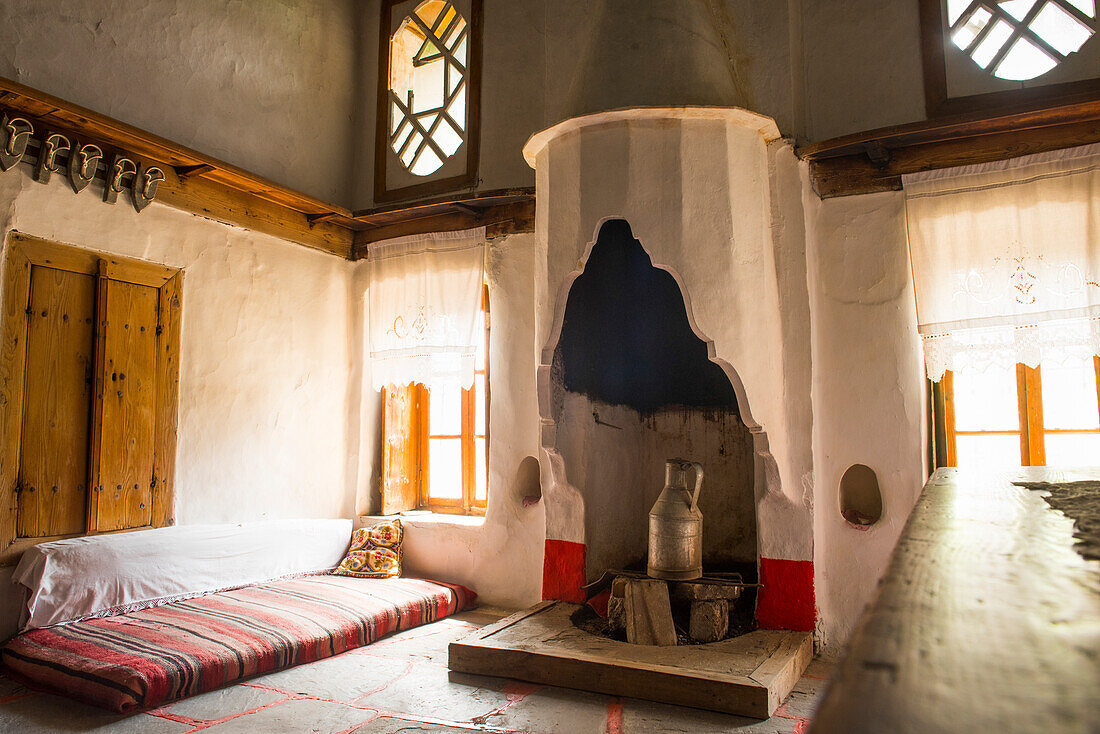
549;219;759;638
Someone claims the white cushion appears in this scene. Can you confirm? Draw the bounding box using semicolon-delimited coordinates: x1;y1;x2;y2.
13;519;352;630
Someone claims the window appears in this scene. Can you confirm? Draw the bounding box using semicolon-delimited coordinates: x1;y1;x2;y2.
947;0;1096;80
380;285;488;515
918;0;1100;116
939;357;1100;469
418;284;489;512
375;0;482;203
0;233;182;563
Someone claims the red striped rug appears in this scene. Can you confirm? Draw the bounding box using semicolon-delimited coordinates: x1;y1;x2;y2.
1;574;475;713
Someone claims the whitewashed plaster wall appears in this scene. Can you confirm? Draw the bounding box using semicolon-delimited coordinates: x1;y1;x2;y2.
0;167;356;637
0;0;359;206
352;233;546;610
804;188;927;652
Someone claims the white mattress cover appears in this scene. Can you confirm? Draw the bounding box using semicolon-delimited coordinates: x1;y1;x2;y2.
12;519;353;631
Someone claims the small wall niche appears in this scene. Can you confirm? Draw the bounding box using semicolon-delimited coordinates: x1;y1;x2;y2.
840;464;883;527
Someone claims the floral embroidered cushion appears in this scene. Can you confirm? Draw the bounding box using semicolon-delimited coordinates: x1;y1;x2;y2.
333;519;403;578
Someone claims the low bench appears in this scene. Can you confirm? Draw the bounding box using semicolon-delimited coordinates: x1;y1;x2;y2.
0;519;476;712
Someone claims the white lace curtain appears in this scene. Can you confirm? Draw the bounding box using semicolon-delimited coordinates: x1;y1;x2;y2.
904;143;1100;381
368;227;486;391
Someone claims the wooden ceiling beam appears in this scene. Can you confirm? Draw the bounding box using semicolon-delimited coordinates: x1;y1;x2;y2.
800;96;1100;198
0;77;536;259
352;200;535;259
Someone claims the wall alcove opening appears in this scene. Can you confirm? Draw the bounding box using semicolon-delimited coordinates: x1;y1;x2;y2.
548;219;759;621
839;463;883;528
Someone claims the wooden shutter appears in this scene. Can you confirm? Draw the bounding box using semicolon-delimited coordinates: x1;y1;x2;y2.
1;234;182;564
381;383;420;515
16;267;96;538
88;271;160;533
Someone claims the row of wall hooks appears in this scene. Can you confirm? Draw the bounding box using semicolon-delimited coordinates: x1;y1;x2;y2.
1;112;163;212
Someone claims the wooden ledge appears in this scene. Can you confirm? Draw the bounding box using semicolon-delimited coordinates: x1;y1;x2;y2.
0;77;536;259
351;189;535;258
810;468;1100;733
799;96;1100;198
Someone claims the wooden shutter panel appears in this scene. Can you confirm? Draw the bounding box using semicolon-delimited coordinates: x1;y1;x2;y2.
88;270;159;533
381;383;420;515
16;266;96;538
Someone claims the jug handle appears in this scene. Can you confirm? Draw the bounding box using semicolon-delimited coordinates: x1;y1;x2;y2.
687;461;704;511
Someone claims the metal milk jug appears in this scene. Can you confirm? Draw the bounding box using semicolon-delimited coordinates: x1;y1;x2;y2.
647;459;704;581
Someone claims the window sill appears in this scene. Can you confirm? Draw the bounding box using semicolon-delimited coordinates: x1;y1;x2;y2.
358;513;485;529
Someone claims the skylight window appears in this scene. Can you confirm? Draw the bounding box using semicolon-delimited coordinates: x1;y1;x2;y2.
946;0;1097;80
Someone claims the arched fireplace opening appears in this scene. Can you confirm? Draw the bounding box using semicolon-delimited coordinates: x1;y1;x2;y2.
549;219;759;627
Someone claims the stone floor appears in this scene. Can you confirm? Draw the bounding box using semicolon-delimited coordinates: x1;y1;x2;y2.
0;608;833;733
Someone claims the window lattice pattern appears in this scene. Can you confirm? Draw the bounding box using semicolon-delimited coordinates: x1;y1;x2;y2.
947;0;1096;80
389;1;468;176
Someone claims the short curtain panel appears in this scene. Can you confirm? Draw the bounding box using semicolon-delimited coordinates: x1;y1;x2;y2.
368;227;486;391
904;143;1100;380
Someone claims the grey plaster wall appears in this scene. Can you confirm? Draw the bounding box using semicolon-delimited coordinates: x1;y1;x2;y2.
798;0;926;141
445;0;801;209
0;0;359;206
1;1;931;209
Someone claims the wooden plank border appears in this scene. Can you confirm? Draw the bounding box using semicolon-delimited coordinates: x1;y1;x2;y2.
448;600;813;719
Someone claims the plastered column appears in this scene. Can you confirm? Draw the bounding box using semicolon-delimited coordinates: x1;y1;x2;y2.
804;188;926;653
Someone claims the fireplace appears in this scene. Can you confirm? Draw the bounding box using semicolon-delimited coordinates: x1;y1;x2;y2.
529;108;816;633
450;107;819;718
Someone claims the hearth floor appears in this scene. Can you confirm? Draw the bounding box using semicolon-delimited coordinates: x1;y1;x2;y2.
451;601;813;720
0;607;832;734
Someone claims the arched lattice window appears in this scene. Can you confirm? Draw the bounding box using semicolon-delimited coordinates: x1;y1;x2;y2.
920;0;1100;116
947;0;1096;80
375;0;481;203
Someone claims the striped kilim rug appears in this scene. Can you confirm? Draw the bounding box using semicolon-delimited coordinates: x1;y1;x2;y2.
1;574;475;713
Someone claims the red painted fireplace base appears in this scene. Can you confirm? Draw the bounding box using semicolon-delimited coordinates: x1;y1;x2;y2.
756;557;816;631
542;541;817;632
542;539;587;603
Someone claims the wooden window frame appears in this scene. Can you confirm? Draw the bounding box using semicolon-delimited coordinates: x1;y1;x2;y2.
374;0;484;204
416;284;489;514
938;357;1100;467
919;0;1100;118
0;232;182;565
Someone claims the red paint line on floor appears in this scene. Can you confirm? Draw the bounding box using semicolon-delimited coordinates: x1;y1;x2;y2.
180;696;295;732
0;692;34;704
503;680;542;701
351;660;416;702
336;711;381;734
773;703;813;733
147;708;207;727
470;679;546;726
606;698;624;734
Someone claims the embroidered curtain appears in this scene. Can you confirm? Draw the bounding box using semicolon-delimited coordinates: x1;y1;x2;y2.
368;227;485;391
904;144;1100;381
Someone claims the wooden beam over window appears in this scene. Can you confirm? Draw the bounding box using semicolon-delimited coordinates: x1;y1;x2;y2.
798;96;1100;198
